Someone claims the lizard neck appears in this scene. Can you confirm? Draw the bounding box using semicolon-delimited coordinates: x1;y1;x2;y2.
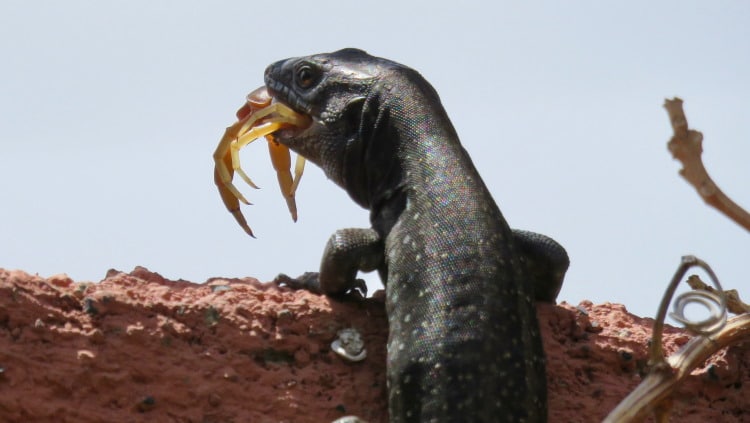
349;72;499;237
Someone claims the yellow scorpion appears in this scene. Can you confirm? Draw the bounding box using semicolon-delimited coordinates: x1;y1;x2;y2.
213;87;310;237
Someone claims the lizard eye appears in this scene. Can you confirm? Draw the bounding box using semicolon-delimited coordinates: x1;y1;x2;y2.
295;64;319;89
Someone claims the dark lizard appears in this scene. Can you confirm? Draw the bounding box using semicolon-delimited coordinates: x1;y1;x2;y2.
264;49;569;422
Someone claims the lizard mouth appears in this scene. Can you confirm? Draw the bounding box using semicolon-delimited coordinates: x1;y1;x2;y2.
234;85;313;141
236;87;310;128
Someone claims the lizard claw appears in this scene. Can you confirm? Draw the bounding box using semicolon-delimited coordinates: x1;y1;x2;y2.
350;278;368;298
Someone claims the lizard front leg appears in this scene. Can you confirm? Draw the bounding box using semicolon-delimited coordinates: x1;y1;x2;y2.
513;229;570;303
275;228;384;297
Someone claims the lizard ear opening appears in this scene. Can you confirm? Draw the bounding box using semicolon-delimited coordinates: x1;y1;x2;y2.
341;96;366;134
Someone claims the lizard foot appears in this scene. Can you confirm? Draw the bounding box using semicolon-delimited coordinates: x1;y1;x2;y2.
273;272;368;299
273;272;323;294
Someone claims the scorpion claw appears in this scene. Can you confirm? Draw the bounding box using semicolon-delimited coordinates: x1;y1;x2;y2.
232;208;255;238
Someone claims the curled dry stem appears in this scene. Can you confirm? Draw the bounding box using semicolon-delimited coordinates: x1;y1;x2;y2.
603;256;750;422
603;313;750;422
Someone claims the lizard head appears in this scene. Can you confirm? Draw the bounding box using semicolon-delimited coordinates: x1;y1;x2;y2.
264;48;380;120
263;48;399;203
263;48;448;212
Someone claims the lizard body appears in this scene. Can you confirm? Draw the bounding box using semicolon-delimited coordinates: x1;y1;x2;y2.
264;49;568;422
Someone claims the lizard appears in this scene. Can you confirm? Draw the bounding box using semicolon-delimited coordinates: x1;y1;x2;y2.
263;48;569;422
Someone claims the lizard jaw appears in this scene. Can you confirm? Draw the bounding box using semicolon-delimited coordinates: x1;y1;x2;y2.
264;76;313;116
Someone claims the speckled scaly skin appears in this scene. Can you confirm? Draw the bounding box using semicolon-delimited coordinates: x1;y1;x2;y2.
265;49;568;422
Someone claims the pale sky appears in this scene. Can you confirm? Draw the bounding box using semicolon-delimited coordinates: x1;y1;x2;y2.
1;1;748;319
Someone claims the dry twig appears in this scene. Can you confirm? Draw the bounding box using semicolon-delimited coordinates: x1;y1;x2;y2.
687;275;750;315
664;98;750;232
604;100;750;422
